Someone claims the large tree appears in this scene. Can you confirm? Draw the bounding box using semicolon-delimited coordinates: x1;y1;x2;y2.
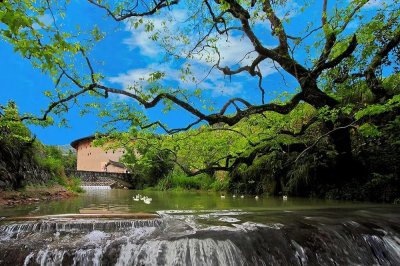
1;0;399;179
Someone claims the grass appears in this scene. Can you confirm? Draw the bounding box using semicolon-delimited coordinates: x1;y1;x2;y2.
49;175;84;193
23;175;84;194
155;172;229;191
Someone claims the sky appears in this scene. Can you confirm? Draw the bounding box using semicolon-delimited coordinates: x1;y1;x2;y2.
0;0;387;145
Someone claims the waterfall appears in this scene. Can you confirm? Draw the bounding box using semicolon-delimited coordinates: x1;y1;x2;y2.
80;185;111;190
0;219;163;238
1;213;400;265
115;237;247;265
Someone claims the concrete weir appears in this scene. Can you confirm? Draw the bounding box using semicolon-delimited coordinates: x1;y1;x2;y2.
66;170;134;188
80;185;111;190
2;213;160;221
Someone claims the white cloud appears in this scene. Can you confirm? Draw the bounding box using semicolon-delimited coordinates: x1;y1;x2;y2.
205;80;243;97
108;62;182;94
108;60;248;97
123;31;159;56
345;0;394;29
116;5;284;98
190;35;255;66
112;34;278;97
122;7;277;76
32;14;53;29
108;68;155;89
39;14;53;26
364;0;386;8
253;0;300;30
348;0;393;9
198;75;244;97
276;0;301;20
187;33;278;79
122;9;186;57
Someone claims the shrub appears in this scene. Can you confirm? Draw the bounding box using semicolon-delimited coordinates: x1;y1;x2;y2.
210;178;229;191
54;175;84;193
123;148;174;188
34;144;65;176
155;172;223;191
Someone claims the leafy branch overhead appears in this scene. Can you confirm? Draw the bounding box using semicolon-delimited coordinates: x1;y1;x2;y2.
1;0;400;177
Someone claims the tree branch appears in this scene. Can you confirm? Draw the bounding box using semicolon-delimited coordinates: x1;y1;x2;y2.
94;83;304;127
87;0;179;21
313;35;358;74
19;86;94;122
262;0;289;52
365;27;400;99
294;120;358;162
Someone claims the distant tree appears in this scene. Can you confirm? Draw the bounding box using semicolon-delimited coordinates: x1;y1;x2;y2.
63;150;77;170
0;101;33;144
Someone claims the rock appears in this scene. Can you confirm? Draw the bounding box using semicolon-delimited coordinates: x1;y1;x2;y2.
0;138;52;191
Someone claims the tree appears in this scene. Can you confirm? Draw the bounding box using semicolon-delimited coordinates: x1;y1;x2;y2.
0;101;32;144
1;0;399;182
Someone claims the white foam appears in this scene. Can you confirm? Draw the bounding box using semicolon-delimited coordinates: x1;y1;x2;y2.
219;217;241;223
85;230;107;242
80;186;111;190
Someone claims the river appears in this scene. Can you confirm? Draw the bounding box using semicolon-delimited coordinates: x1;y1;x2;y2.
0;189;399;265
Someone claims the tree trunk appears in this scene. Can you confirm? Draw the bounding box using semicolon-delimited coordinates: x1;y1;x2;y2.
301;78;338;108
301;78;359;183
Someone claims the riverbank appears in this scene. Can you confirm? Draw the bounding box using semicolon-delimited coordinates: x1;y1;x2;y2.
0;185;76;207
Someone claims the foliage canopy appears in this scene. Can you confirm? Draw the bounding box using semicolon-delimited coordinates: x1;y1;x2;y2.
1;0;400;199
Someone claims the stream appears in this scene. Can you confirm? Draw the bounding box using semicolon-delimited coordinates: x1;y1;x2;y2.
0;189;399;265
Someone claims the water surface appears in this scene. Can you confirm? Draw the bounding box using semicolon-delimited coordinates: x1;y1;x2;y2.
0;189;392;218
1;190;399;265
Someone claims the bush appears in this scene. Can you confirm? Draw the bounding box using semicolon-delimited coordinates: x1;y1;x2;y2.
210;178;229;191
155;172;225;191
360;173;399;202
170;173;204;190
34;144;65;176
123;148;174;188
228;153;283;195
54;175;84;193
156;176;172;190
63;150;77;170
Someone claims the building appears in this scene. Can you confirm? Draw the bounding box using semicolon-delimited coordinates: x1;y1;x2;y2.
70;135;128;173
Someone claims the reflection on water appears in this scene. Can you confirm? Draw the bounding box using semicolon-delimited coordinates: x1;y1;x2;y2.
0;189;395;218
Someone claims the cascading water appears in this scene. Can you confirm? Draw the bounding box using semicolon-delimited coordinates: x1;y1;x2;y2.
80;186;111;190
0;219;163;238
0;209;399;266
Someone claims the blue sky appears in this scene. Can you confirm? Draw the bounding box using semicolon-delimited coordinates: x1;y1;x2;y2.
0;0;386;145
